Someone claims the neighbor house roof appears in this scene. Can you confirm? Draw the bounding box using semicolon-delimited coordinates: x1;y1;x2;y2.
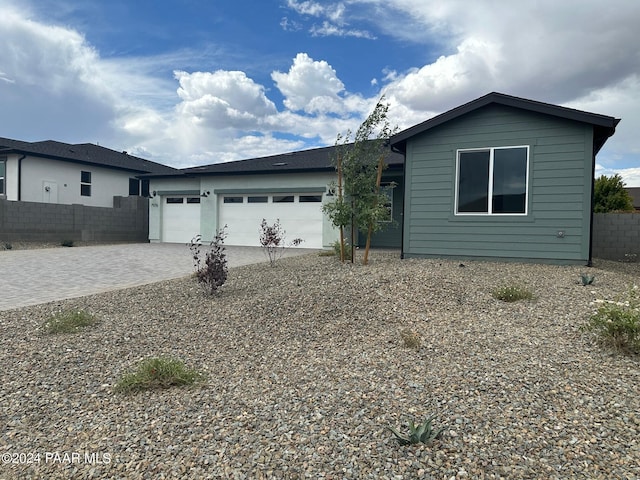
142;144;405;178
390;92;620;154
0;137;178;175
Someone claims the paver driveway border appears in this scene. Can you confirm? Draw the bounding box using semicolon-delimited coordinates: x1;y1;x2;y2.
0;243;316;311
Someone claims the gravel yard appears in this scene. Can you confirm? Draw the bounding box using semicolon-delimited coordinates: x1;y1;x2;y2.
1;251;639;479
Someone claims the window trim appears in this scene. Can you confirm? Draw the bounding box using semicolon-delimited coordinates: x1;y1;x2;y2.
454;145;529;216
80;170;92;197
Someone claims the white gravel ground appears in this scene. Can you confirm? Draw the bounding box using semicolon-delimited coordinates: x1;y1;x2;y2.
1;251;639;479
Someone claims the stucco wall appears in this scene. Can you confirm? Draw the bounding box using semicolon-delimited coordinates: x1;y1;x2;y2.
0;196;148;243
592;213;640;262
4;154;140;208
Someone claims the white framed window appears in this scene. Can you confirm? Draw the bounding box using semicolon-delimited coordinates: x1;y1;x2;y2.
455;146;529;215
80;170;92;197
0;157;5;195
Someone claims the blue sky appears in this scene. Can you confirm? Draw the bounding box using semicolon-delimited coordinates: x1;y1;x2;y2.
1;0;640;186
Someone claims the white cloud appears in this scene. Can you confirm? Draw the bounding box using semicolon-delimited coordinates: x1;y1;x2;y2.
284;0;375;38
1;0;639;179
174;70;277;129
310;21;376;39
272;53;346;114
595;165;640;188
286;0;344;21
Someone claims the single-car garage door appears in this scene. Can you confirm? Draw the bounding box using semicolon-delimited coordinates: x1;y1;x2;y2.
218;193;323;248
161;196;201;243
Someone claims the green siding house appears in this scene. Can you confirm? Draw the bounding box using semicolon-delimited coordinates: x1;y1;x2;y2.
390;92;619;265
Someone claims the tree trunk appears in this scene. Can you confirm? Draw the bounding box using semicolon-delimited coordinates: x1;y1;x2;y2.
362;154;385;265
337;154;345;263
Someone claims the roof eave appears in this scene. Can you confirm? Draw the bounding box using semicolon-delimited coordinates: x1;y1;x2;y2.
390;92;620;148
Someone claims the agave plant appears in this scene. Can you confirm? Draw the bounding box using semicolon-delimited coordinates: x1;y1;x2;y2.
387;416;444;446
581;274;596;286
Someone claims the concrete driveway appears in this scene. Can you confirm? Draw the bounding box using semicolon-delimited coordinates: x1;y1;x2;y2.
0;243;315;311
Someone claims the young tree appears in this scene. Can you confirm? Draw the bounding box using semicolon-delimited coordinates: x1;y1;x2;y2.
323;97;398;264
593;174;634;213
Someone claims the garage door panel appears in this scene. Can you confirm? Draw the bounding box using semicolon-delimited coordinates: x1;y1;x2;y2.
161;197;201;243
219;194;323;248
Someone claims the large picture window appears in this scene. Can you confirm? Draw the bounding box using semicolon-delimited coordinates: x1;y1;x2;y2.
456;146;528;215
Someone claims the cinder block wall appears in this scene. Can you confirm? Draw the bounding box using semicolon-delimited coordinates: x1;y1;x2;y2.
0;196;148;243
592;213;640;262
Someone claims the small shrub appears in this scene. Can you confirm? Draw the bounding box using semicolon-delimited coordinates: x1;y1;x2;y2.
3;242;12;250
388;416;444;446
60;239;74;247
332;240;352;261
114;357;204;394
259;218;303;267
583;286;640;354
43;309;97;334
492;285;534;302
581;274;596;286
400;329;421;349
188;227;228;295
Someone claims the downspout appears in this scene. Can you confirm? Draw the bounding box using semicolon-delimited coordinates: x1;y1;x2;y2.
587;140;596;267
391;143;406;259
17;154;26;201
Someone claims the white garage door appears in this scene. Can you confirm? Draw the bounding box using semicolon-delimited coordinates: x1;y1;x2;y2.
162;196;201;243
218;193;324;248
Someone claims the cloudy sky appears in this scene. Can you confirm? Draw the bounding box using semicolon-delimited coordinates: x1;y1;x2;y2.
1;0;639;186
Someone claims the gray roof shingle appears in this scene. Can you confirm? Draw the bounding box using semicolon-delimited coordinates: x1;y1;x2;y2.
0;137;178;175
172;144;404;178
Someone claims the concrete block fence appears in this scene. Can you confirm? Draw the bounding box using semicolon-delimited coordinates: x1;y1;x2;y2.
592;213;640;262
0;196;148;243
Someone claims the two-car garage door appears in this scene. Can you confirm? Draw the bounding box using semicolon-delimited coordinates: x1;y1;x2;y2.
161;193;324;248
218;193;323;248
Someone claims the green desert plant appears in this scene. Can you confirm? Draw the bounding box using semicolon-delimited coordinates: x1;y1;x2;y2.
583;287;640;354
42;309;97;334
387;416;444;446
114;357;205;394
3;242;12;250
332;239;352;260
492;285;534;302
581;273;596;286
400;329;421;349
60;239;74;247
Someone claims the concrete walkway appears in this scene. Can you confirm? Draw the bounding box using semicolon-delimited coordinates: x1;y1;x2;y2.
0;243;315;311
